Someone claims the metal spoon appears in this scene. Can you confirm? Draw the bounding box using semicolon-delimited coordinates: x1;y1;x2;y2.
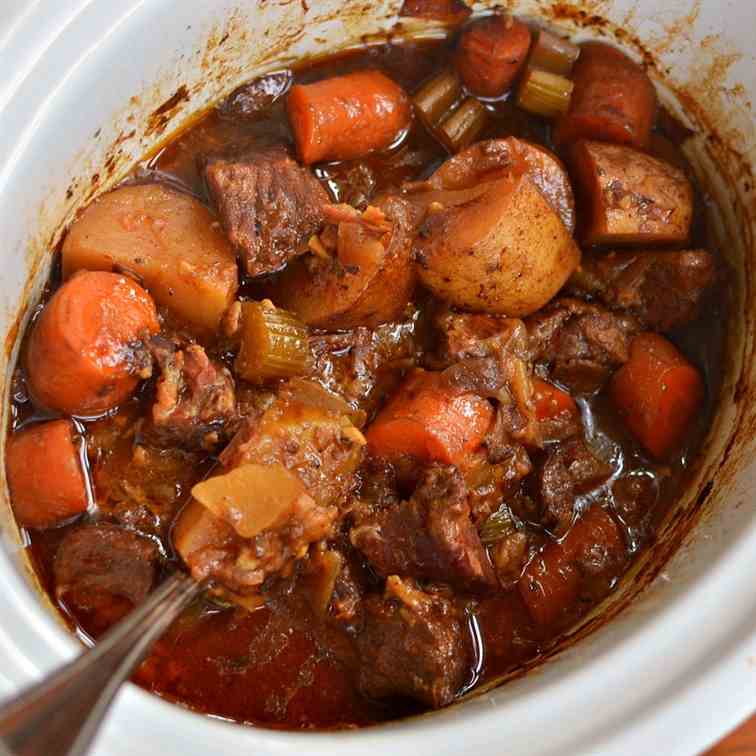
0;572;202;756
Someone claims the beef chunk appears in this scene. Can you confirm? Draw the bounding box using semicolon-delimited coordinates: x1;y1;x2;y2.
356;576;469;708
435;310;522;364
527;298;640;393
351;464;496;591
316;161;378;210
356;456;403;511
570;249;717;331
205;145;329;276
464;445;532;524
150;338;236;450
434;311;539;448
54;523;159;635
236;493;338;591
308;316;418;420
536;438;613;536
180;380;364;595
330;558;365;624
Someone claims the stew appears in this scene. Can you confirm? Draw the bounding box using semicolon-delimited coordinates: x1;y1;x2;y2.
5;8;726;730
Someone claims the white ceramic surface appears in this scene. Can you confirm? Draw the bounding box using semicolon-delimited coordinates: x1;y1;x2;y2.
0;1;755;754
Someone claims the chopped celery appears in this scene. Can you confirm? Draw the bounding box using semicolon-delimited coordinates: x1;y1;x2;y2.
437;97;488;153
517;67;574;118
235;300;309;383
530;29;580;76
413;68;462;130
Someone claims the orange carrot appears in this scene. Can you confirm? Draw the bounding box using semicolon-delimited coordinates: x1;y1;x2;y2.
455;15;532;98
553;42;656;149
532;377;578;422
519;505;623;626
366;369;494;465
6;420;88;529
287;70;411;164
610;333;704;459
26;271;159;416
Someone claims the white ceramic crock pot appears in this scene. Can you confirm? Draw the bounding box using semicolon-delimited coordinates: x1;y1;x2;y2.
1;1;755;754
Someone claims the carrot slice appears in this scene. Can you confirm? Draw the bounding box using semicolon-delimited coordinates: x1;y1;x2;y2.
533;377;578;422
287;70;411;164
455;15;532;98
366;369;494;465
26;271;159;416
610;332;704;459
553;42;657;149
519;505;624;626
6;420;88;529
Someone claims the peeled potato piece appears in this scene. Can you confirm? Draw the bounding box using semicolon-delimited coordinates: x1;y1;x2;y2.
411;138;580;317
569;140;693;247
424;137;575;233
62;183;238;333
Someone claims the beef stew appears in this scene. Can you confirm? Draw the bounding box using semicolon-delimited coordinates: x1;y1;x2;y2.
5;11;727;730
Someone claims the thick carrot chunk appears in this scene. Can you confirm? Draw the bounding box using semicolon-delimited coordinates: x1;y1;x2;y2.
26;271;159;416
554;42;656;149
287;70;411;164
519;505;624;626
6;420;89;529
533;377;578;422
455;15;532;98
366;369;494;465
610;333;704;459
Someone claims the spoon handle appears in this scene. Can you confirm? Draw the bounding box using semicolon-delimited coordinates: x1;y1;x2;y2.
0;572;200;756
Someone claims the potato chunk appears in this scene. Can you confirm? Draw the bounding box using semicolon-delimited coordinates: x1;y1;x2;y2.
569;141;693;247
412;139;580;317
276;197;415;330
62;184;238;333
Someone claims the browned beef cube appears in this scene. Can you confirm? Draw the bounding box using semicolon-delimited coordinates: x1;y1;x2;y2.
150;337;236;450
569;249;717;331
356;576;469;708
351;464;497;591
205;145;329;276
54;523;159;635
537;437;614;536
527;298;640;394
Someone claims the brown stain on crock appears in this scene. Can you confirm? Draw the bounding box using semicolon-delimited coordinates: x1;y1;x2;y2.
145;85;191;137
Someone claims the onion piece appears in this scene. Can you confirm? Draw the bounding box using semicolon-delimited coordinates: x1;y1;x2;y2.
191;463;310;539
